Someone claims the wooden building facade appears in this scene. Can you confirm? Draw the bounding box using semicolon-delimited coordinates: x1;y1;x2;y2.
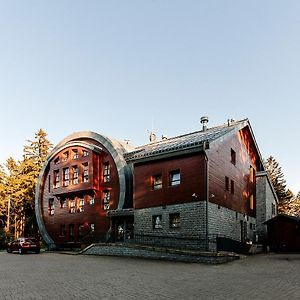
35;119;277;251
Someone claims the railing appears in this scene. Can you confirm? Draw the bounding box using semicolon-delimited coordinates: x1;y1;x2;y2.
124;232;245;253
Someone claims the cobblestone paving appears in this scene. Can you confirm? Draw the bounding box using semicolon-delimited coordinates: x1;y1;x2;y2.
0;251;299;299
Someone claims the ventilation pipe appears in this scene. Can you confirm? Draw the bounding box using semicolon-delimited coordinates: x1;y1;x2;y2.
200;116;209;131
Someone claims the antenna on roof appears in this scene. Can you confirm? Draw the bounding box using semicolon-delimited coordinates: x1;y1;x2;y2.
149;132;157;143
200;116;209;131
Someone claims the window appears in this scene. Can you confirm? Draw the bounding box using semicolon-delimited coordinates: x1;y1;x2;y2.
89;223;95;233
83;150;89;157
103;162;110;182
54;157;60;165
69;199;76;213
225;176;229;191
83;163;89;182
153;215;162;229
250;195;254;210
63;151;69;162
78;198;84;213
60;224;66;236
152;174;162;190
72;149;79;159
170;170;180;186
54;170;60;188
60;198;67;208
103;190;110;210
48;199;54;215
89;196;95;205
72;166;79;185
63;168;70;187
169;213;180;228
230;180;235;194
231;148;236;165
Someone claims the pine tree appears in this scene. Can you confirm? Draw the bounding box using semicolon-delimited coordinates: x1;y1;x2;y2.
21;129;53;235
264;156;293;203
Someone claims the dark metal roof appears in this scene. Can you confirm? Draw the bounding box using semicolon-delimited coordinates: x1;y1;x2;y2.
264;214;300;224
124;119;248;162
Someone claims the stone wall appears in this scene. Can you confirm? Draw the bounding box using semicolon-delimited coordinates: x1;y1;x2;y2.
256;172;278;243
134;201;256;251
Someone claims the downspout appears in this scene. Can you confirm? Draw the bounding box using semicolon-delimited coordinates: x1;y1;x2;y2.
203;144;209;251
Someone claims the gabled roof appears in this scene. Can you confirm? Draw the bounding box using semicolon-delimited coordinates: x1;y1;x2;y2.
124;119;250;162
264;214;300;224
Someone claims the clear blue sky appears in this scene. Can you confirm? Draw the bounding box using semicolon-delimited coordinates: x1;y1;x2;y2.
0;1;299;194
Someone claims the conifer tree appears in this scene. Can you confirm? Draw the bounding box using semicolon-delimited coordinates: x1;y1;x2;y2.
264;156;293;202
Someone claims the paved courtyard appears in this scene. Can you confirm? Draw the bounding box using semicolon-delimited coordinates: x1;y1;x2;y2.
0;251;299;300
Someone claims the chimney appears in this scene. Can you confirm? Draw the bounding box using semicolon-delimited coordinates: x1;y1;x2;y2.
200;116;209;131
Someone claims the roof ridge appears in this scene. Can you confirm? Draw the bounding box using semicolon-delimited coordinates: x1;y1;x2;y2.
132;118;248;150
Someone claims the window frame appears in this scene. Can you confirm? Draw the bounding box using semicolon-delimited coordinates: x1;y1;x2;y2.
103;162;110;183
48;198;55;216
231;148;236;165
169;169;181;186
63;167;70;187
152;174;162;190
83;162;89;183
152;215;163;229
169;213;180;228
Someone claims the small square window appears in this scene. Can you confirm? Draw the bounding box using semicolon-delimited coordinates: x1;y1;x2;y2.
231;148;236;165
169;213;180;228
89;196;95;205
170;170;180;186
152;215;162;229
152;174;162;190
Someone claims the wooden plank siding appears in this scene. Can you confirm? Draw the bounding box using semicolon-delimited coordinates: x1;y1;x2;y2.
42;142;120;246
207;127;260;217
133;153;207;209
